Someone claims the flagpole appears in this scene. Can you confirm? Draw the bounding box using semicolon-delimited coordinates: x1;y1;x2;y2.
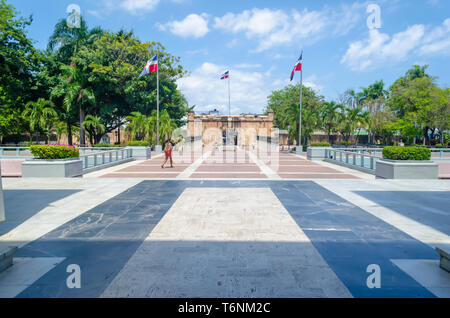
298;53;303;153
156;55;160;150
228;72;231;116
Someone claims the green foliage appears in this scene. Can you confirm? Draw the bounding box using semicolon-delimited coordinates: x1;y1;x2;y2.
382;146;431;161
82;115;105;146
127;141;150;147
92;142;119;148
0;0;42;139
310;142;331;147
30;144;80;159
266;83;323;146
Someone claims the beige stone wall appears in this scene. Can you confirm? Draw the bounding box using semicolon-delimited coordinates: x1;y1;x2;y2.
187;110;274;147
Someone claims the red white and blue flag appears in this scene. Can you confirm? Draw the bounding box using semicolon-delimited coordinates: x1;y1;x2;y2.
139;54;158;77
220;71;230;80
290;52;302;81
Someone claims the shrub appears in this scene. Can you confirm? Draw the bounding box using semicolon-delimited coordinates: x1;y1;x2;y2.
310;142;331;147
127;140;150;147
93;142;120;148
382;146;431;161
25;141;39;147
30;145;79;159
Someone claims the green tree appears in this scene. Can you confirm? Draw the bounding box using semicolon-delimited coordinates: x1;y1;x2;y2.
388;65;449;145
266;84;323;146
47;15;103;145
82;115;105;146
0;0;41;143
52;64;96;145
48;16;103;65
321;101;341;143
125;112;149;141
73;31;188;139
22;98;58;143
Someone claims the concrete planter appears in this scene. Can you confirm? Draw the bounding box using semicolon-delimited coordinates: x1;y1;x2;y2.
376;159;439;179
22;158;83;178
307;147;332;161
126;147;151;160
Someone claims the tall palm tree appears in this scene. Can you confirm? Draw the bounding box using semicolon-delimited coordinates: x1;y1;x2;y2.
82;115;106;146
321;101;341;143
48;17;103;146
23;98;59;143
48;17;103;65
60;64;96;146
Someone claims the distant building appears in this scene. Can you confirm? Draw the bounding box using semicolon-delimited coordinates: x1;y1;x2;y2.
187;110;274;147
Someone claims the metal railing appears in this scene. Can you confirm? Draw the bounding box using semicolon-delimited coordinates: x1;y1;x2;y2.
430;149;450;160
325;148;380;172
0;146;121;158
0;147;31;158
81;148;133;170
0;146;134;171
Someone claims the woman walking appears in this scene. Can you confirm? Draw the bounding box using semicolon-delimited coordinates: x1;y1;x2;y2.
161;139;174;169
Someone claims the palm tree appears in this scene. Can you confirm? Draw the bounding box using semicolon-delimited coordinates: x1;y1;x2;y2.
23;99;59;143
125;112;149;141
321;101;341;143
60;64;96;146
82;115;106;146
159;110;178;143
48;17;102;146
48;17;103;65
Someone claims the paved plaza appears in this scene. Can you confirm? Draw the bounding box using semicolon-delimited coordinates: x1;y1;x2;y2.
0;149;449;298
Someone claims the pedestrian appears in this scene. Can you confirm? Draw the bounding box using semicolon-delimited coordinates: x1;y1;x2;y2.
161;138;174;169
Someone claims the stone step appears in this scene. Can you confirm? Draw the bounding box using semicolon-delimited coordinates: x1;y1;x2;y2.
435;246;450;273
0;246;18;273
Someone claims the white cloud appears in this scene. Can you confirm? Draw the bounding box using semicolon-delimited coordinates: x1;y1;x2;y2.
120;0;160;15
177;62;281;114
303;75;324;93
234;63;262;69
341;19;450;71
213;4;367;52
214;8;328;52
158;13;209;38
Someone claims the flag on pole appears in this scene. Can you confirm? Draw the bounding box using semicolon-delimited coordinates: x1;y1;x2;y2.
139;54;158;77
220;71;230;80
290;52;303;81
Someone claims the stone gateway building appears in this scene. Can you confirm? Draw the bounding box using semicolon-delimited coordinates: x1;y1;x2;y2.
187;110;274;148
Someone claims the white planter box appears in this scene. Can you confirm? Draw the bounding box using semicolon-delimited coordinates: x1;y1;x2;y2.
22;158;83;178
307;147;331;161
126;147;151;160
376;159;438;179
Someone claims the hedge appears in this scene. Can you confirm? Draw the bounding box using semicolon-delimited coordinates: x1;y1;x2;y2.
127;141;150;147
310;142;331;147
30;145;80;159
382;146;431;161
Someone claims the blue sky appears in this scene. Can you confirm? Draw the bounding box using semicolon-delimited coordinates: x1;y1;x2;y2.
11;0;450;115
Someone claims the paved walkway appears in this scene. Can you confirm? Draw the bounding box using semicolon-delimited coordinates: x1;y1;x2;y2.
0;177;449;298
96;147;367;180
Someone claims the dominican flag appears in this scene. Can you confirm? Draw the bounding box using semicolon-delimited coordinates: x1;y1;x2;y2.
220;71;230;80
290;52;303;81
139;54;158;77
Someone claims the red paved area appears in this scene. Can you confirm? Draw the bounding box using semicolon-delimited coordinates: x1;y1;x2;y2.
437;162;450;179
100;148;361;179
